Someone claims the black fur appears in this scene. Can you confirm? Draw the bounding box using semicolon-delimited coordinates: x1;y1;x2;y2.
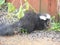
0;11;50;36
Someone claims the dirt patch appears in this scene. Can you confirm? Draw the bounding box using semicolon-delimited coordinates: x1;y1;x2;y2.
0;31;60;45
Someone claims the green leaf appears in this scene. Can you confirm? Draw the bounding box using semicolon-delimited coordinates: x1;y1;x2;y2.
0;0;5;6
16;0;29;19
8;3;16;13
17;5;24;19
24;0;29;11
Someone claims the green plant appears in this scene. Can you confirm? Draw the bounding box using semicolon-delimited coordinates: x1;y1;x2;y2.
20;28;28;33
16;5;24;19
8;3;16;13
50;23;60;31
24;0;29;11
16;0;37;19
16;0;30;19
49;16;60;31
0;0;5;6
0;0;5;8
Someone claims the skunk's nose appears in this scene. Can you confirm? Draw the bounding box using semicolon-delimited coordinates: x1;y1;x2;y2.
46;21;51;28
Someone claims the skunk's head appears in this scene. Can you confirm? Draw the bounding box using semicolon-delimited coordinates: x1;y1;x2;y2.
39;13;51;29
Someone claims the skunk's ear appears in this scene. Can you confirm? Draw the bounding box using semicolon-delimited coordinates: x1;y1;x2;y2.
45;14;51;19
39;15;47;20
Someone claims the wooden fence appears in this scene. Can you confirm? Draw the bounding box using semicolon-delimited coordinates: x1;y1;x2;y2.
6;0;58;17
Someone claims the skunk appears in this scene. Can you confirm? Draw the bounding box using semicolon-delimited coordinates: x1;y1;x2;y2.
0;11;51;36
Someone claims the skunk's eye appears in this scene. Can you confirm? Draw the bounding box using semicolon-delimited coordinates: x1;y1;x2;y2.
39;16;47;20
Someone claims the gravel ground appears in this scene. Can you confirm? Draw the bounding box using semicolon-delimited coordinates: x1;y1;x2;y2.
0;30;60;45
